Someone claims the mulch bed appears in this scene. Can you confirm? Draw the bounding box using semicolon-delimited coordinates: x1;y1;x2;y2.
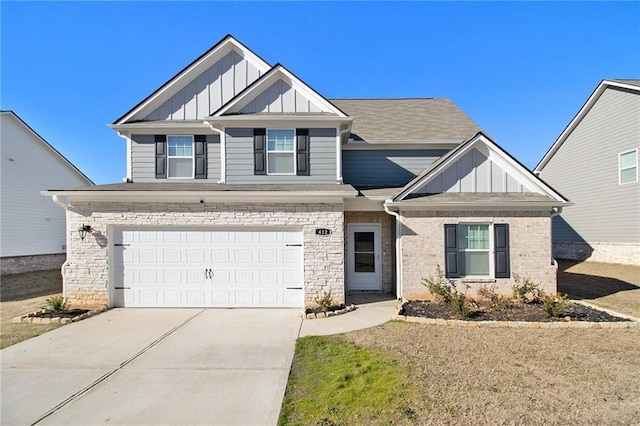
27;309;90;319
401;300;631;322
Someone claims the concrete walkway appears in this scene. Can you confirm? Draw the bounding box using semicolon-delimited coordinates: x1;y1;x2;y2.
1;295;398;426
299;293;399;337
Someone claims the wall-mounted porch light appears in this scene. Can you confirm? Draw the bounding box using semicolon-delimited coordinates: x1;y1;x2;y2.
78;224;92;241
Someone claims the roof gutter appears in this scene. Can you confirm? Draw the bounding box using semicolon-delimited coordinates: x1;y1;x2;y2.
203;121;226;184
385;200;573;211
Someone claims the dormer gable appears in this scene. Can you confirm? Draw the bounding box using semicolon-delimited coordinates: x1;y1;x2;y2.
211;64;348;117
114;35;271;124
394;133;569;204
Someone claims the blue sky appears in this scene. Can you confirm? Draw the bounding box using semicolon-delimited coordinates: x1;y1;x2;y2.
2;1;639;185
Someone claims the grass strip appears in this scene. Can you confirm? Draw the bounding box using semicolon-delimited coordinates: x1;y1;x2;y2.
279;335;422;426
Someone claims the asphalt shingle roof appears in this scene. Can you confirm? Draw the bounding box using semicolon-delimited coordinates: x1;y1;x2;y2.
329;98;482;143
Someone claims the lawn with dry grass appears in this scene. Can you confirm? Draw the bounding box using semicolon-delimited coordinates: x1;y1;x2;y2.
0;270;63;349
282;322;640;425
282;261;640;424
558;260;640;318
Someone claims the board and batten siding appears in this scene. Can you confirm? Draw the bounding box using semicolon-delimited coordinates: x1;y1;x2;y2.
539;86;640;244
342;149;448;187
143;50;263;121
225;128;337;184
131;134;221;182
239;80;324;114
0;113;92;257
419;148;529;194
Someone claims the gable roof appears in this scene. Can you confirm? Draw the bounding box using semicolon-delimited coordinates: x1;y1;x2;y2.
329;98;482;143
1;110;94;185
535;79;640;172
113;35;271;125
391;132;569;207
210;64;348;118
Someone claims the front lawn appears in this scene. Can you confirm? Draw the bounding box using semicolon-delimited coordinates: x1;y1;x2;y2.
280;321;640;425
279;335;424;425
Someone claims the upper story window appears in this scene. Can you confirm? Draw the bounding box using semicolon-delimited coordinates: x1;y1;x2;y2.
619;149;638;184
267;129;295;174
168;135;194;178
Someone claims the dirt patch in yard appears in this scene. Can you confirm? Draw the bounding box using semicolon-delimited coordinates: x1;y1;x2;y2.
558;260;640;318
345;321;640;425
0;270;63;349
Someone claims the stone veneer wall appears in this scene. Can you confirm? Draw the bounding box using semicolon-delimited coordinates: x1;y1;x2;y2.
344;211;394;294
1;253;66;275
553;242;640;266
400;210;557;300
64;202;345;307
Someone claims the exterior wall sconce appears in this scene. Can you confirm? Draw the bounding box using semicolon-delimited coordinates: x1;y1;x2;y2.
78;224;92;241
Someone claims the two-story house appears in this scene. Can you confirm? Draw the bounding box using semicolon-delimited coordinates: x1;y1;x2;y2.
535;79;640;265
45;35;570;308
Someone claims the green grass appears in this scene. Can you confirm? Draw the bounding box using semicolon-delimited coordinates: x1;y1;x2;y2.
0;323;63;349
278;335;423;426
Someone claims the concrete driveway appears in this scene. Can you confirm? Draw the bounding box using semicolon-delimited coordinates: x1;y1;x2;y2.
1;308;301;426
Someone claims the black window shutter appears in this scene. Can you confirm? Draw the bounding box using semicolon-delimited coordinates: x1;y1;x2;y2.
494;224;510;278
444;224;459;278
296;128;310;176
155;135;167;179
254;128;266;175
194;135;207;179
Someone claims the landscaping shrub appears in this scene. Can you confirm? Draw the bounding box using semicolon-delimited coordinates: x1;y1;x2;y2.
421;265;455;303
44;295;69;312
512;274;541;302
542;293;572;318
314;291;334;313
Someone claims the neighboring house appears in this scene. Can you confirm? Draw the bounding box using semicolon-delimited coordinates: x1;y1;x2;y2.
1;111;94;274
535;80;640;266
44;35;569;308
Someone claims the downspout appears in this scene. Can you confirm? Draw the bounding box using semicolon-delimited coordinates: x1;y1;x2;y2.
52;195;71;300
116;132;132;182
204;121;225;184
550;207;563;267
383;201;403;301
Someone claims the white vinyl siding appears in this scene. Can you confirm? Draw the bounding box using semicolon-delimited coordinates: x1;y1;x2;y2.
168;135;194;178
267;129;295;174
619;149;638;184
0;113;92;257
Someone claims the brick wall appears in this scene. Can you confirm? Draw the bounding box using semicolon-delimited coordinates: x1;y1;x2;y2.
400;210;557;299
64;202;345;307
344;211;394;293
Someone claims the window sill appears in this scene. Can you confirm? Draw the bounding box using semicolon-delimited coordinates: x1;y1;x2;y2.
460;278;496;284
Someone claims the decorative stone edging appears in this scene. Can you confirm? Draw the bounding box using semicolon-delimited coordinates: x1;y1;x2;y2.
11;306;109;325
392;313;638;329
303;304;357;320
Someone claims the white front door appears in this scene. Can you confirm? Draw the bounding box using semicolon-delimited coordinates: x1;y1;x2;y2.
348;224;382;291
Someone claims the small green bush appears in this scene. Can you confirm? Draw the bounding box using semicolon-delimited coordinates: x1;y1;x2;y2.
541;293;572;318
450;292;471;318
421;265;455;303
45;295;69;312
314;291;334;312
512;274;541;302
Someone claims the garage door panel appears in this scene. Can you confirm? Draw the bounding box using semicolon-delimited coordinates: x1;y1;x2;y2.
114;228;303;307
163;249;182;263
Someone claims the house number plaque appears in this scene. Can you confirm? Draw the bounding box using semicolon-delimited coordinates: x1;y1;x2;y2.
315;228;332;236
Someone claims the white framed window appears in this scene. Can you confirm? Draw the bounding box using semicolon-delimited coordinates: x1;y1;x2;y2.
458;224;491;276
267;129;295;175
619;149;638;184
167;135;194;178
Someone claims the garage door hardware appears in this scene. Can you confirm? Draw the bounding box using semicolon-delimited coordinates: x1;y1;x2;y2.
287;287;303;290
286;244;302;247
114;243;130;247
115;287;131;290
205;268;214;279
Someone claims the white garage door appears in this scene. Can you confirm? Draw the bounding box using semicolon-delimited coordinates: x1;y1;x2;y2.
113;228;304;307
